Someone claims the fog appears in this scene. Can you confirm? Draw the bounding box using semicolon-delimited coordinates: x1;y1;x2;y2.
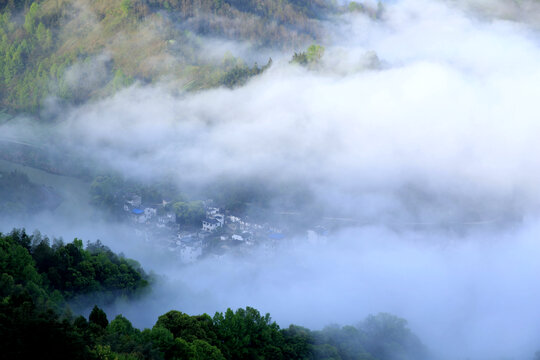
2;0;540;359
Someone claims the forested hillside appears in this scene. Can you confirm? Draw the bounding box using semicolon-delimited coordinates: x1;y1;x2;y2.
0;0;333;114
0;229;429;360
0;229;150;306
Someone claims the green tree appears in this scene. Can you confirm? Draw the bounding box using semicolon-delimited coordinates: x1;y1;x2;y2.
348;2;365;13
191;339;226;360
23;2;40;34
359;313;426;360
212;307;285;360
89;305;109;328
173;201;205;226
120;0;132;17
306;44;324;63
156;310;218;344
290;44;325;67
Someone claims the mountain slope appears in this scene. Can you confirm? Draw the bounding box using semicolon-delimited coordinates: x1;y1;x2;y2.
0;0;333;114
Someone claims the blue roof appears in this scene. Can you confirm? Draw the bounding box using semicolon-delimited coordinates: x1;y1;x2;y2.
132;208;144;215
268;233;285;240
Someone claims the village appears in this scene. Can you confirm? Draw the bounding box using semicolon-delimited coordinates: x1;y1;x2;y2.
121;193;329;263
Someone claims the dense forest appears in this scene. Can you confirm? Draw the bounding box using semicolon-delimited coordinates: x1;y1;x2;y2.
0;0;344;114
0;229;429;360
0;229;150;305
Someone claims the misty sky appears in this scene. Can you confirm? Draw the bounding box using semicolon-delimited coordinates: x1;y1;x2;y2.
2;1;540;359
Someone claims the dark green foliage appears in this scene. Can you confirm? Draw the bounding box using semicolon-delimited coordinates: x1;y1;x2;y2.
90;305;109;328
44;238;148;301
281;325;312;359
0;229;150;360
220;58;272;88
0;295;94;360
212;307;287;360
173;201;206;226
0;228;429;360
156;310;218;344
0;229;150;305
90;175;126;213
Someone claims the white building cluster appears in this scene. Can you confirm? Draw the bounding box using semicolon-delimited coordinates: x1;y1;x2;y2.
121;195;319;264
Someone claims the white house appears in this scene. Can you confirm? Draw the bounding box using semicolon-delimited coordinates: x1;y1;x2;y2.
213;214;225;225
158;212;176;225
232;234;244;242
202;218;221;232
144;207;157;218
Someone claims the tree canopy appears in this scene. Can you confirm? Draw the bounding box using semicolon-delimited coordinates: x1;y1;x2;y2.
290;44;325;67
0;0;332;114
0;227;431;360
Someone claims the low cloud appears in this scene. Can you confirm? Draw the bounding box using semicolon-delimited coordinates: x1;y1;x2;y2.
2;1;540;359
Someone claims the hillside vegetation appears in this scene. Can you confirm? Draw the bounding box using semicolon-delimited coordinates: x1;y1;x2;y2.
0;229;150;307
0;229;429;360
0;0;332;114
